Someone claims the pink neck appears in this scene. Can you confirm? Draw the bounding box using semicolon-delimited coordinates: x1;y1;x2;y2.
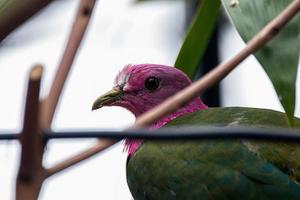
124;98;207;156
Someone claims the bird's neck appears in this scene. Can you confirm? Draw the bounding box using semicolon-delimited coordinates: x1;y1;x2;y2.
124;97;207;156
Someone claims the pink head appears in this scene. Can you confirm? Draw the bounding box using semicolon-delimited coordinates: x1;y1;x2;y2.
92;64;207;155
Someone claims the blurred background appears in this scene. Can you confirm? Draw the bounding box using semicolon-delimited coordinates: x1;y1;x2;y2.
0;0;299;199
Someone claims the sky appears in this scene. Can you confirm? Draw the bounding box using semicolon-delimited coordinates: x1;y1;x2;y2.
0;0;299;199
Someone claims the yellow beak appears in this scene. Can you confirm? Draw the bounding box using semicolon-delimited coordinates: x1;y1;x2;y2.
92;87;123;111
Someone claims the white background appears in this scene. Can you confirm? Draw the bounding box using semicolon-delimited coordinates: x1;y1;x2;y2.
0;0;299;199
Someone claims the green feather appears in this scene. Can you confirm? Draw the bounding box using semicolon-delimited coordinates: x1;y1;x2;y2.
127;107;300;199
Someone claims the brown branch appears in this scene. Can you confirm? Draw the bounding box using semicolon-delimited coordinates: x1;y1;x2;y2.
44;0;300;176
16;65;46;200
0;0;54;42
40;0;96;129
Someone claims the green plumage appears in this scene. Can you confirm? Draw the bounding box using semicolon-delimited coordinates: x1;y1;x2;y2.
126;107;300;199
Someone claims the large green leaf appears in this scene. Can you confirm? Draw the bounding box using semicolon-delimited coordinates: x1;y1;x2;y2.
175;0;221;78
221;0;300;125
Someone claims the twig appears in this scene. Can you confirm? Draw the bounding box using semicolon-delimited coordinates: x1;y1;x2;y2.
39;0;104;179
16;65;45;200
40;0;96;129
44;0;300;176
0;0;54;42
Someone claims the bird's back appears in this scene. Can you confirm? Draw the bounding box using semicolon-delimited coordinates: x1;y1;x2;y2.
127;140;300;200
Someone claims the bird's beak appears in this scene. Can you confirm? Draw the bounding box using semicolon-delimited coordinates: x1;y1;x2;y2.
92;87;123;111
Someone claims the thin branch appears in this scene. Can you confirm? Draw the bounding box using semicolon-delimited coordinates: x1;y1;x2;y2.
16;65;45;200
43;0;300;177
18;65;43;179
40;0;96;129
0;0;54;42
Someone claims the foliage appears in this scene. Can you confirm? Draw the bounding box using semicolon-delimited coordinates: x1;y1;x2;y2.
175;0;221;78
221;0;300;125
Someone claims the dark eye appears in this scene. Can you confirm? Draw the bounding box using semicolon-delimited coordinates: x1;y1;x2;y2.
145;77;160;91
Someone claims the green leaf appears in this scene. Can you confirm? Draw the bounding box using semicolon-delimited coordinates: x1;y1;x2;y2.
221;0;300;125
167;107;300;128
175;0;221;78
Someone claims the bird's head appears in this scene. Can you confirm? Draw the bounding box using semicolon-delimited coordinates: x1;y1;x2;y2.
92;64;207;155
92;64;206;118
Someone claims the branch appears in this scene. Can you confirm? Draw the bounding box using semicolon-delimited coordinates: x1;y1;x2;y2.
0;0;54;42
40;0;96;129
16;65;45;200
40;0;103;178
43;0;300;177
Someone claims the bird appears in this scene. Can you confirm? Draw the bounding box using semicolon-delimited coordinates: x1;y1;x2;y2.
92;64;300;200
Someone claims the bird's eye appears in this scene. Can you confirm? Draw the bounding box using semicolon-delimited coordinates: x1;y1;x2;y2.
145;77;160;91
